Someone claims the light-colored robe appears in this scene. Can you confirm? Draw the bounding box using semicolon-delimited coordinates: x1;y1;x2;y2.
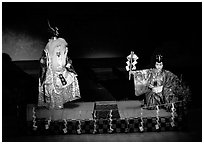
38;38;80;109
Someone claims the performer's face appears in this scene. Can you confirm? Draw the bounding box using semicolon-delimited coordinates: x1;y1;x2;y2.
56;46;61;57
56;45;67;57
155;62;163;71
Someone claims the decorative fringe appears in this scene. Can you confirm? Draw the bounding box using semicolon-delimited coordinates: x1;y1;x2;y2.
155;105;160;130
125;118;129;133
108;110;113;133
77;120;81;134
32;107;37;131
45;116;51;130
139;108;144;132
63;119;68;134
93;111;97;134
171;103;176;127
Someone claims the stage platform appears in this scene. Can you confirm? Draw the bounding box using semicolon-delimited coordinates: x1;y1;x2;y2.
27;100;186;135
27;101;172;121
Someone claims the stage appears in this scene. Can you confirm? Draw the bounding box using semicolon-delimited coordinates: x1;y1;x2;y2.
27;101;172;121
26;100;185;135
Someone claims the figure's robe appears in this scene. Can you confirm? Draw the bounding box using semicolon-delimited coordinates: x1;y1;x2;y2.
38;38;80;109
133;69;188;109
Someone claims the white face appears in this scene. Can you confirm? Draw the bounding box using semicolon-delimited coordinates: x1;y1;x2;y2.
155;62;163;71
55;45;67;57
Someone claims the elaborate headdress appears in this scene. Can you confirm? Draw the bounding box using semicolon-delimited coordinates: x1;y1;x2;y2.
46;20;68;54
155;54;163;63
48;20;59;40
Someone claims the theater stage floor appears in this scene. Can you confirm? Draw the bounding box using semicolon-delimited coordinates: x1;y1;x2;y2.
27;100;171;121
8;129;201;142
5;101;202;142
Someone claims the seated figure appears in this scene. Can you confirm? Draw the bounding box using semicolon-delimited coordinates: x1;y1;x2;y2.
38;36;81;109
143;55;179;109
129;54;190;110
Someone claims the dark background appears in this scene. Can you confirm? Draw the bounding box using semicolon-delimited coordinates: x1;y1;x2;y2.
2;2;202;105
2;2;202;141
3;2;201;63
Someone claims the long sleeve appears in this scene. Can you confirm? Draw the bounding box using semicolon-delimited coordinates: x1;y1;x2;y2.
65;56;77;75
39;50;47;86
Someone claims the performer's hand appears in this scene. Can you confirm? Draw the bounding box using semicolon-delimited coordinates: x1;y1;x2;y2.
152;86;163;93
149;84;154;89
130;71;135;75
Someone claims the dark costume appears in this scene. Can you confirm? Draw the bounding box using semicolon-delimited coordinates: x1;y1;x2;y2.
132;55;190;109
133;68;187;109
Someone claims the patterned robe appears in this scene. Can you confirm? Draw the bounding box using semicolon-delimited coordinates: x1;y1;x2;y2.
38;38;80;109
133;69;185;109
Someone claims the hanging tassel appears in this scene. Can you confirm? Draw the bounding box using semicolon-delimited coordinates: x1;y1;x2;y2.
126;51;139;80
108;110;113;133
155;105;160;130
171;102;176;127
93;111;97;134
63;119;68;134
125;118;129;133
32;107;37;131
139;108;144;132
77;110;82;134
45;116;51;130
77;120;81;134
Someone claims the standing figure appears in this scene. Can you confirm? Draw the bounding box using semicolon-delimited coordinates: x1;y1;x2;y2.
38;36;80;109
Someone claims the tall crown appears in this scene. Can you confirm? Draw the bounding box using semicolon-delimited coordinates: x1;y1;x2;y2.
48;20;59;39
156;54;163;63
